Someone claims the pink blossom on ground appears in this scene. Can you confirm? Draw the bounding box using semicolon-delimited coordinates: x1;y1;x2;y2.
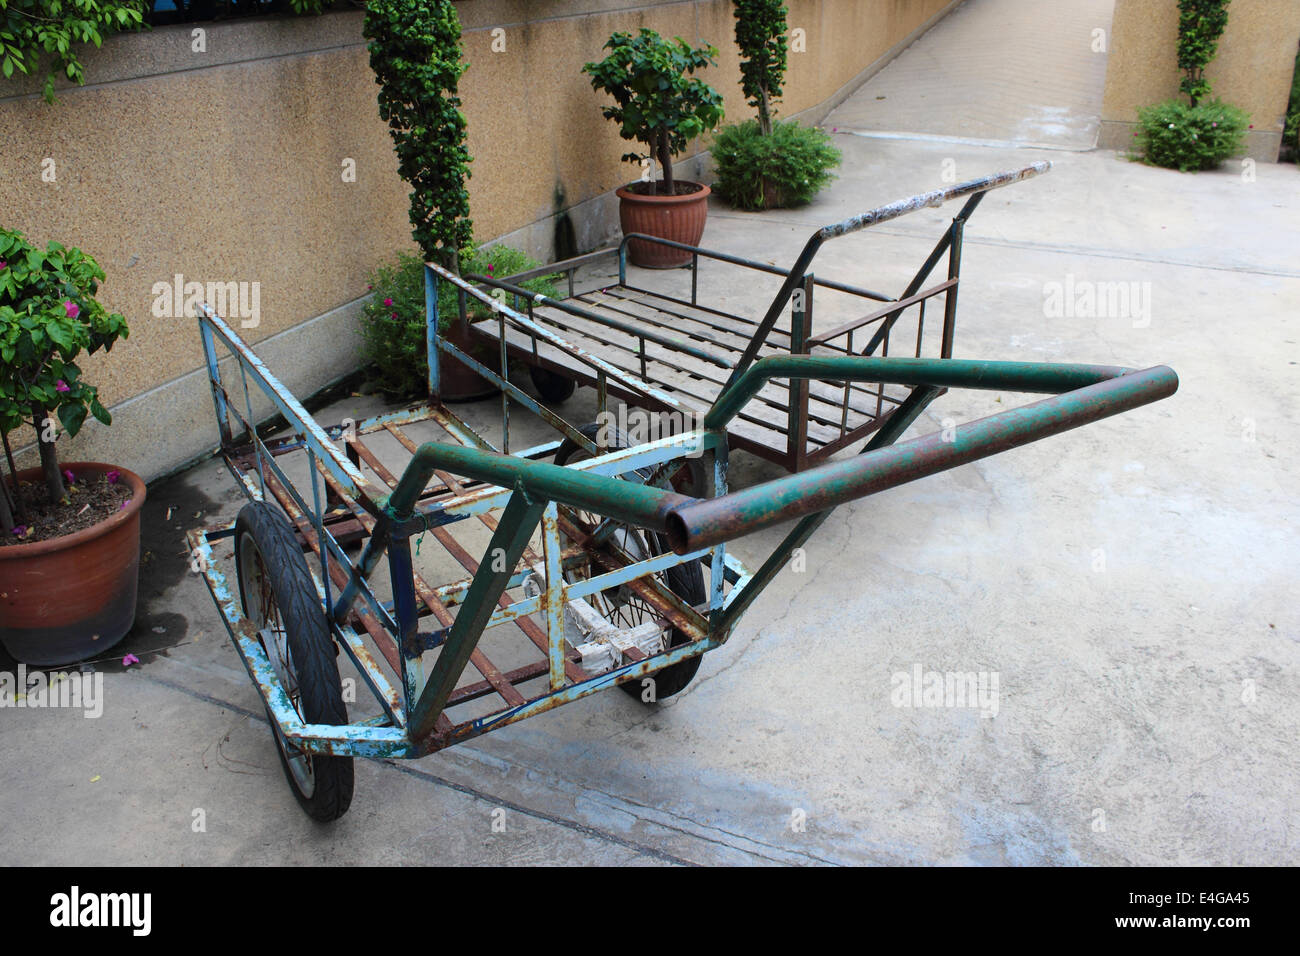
122;653;140;667
119;499;131;510
11;525;26;537
63;470;75;485
106;470;121;484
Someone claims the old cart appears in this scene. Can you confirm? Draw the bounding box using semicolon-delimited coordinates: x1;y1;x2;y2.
188;163;1178;820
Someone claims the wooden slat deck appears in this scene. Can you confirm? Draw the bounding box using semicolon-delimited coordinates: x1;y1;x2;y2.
469;285;916;468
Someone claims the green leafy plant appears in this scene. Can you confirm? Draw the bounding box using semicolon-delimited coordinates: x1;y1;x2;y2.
360;246;558;398
734;0;788;136
0;228;128;533
1284;44;1300;159
1;0;147;103
1177;0;1231;106
364;0;474;269
583;28;724;195
710;118;840;209
1132;98;1248;171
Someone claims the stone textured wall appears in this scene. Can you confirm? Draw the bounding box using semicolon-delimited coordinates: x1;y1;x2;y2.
0;0;959;478
1098;0;1300;160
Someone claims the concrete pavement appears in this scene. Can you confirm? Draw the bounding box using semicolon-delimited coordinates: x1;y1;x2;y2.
3;1;1297;864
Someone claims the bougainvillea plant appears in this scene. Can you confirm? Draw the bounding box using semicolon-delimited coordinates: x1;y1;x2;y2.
0;228;128;534
0;0;147;103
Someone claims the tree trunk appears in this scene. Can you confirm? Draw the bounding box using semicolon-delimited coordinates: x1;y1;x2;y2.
0;469;13;534
657;128;674;196
758;84;772;136
33;405;65;504
1;430;24;523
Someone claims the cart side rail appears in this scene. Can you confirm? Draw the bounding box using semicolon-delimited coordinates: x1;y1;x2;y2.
196;305;384;508
722;161;1052;385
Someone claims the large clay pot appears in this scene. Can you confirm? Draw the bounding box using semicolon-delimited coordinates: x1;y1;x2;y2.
439;319;501;402
616;181;711;269
0;462;145;666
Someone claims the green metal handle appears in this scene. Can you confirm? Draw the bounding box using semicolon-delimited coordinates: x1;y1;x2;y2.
383;441;690;532
381;357;1177;556
669;361;1178;553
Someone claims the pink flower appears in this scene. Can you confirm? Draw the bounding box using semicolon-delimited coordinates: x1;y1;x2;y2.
63;470;75;485
383;297;393;306
122;653;140;667
367;284;373;291
391;312;397;319
106;470;120;484
11;525;27;537
487;264;494;273
0;261;6;270
119;499;131;510
63;300;79;319
55;379;70;393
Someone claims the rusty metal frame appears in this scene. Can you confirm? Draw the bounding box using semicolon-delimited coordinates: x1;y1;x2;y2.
188;158;1177;775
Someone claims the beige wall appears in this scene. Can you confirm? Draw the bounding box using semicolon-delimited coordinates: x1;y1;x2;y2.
0;0;959;479
1098;0;1300;159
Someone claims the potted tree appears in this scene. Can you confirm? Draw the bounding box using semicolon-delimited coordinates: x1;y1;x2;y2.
584;28;725;268
710;0;841;211
0;228;142;666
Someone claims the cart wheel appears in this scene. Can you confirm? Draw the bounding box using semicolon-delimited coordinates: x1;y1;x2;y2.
234;502;354;822
530;366;577;404
554;423;706;701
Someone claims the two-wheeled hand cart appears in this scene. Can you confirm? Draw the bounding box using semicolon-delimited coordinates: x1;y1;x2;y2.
188;162;1178;819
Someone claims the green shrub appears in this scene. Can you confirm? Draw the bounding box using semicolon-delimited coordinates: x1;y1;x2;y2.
710;119;840;210
359;246;559;397
1132;98;1249;172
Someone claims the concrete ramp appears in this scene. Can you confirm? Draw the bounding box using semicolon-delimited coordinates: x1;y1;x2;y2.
827;0;1116;150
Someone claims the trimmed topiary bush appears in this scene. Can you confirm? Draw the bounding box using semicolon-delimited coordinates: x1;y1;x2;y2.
1132;98;1249;172
710;118;840;210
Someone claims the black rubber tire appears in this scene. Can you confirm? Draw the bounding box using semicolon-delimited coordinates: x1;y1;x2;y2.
554;423;706;701
530;365;577;404
234;502;354;822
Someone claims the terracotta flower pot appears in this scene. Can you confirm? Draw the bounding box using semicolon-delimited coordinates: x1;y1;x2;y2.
438;319;501;402
0;462;145;666
617;181;711;269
